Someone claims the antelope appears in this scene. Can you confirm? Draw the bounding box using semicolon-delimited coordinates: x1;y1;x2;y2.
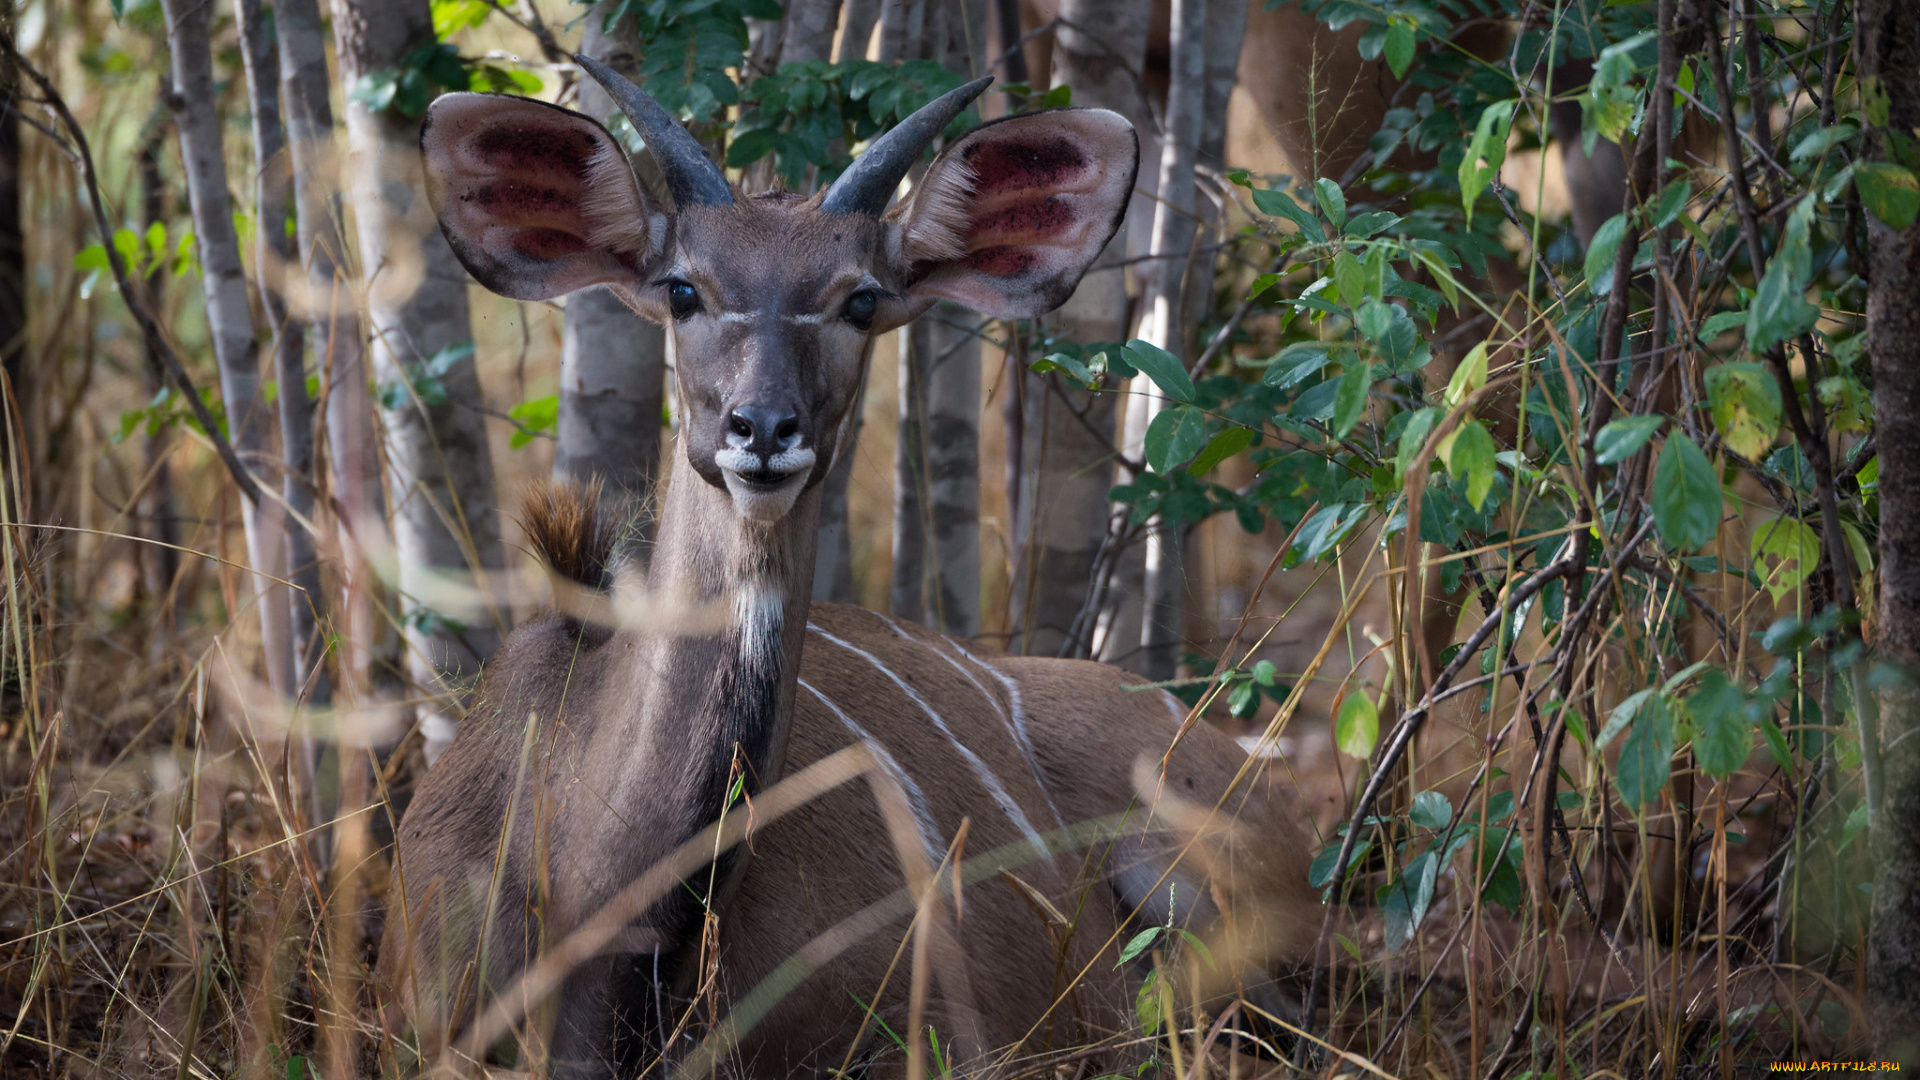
381;64;1318;1076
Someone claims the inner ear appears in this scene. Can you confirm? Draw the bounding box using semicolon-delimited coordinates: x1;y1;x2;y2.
889;109;1139;320
421;93;661;303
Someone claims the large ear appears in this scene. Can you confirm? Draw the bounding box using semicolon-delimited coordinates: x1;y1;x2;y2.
890;109;1138;318
420;93;660;303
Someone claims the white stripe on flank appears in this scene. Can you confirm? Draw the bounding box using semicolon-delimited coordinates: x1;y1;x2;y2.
807;625;1050;855
800;678;944;865
873;615;1065;830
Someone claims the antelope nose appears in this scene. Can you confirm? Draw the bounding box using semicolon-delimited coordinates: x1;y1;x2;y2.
726;406;800;457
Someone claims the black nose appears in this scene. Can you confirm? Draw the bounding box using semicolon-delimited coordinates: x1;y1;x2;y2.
726;406;800;456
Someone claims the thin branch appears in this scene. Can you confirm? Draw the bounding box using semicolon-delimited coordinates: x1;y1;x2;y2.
7;42;266;507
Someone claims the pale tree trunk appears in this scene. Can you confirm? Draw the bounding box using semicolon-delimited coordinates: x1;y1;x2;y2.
783;0;846;63
1864;0;1920;1057
159;0;295;698
923;1;985;635
839;0;883;61
1127;0;1207;681
334;0;504;758
924;308;982;635
877;0;927;63
890;0;985;634
277;0;357;704
891;318;930;621
238;0;330;708
882;0;929;619
1010;0;1150;658
559;10;667;553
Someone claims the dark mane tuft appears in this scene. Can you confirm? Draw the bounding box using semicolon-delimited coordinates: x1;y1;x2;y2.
515;478;620;590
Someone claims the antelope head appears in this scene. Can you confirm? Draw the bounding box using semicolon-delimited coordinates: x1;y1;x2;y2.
420;61;1138;528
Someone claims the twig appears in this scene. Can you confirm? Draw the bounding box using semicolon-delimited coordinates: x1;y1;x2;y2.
8;43;266;507
1298;553;1578;1057
1188;250;1291;378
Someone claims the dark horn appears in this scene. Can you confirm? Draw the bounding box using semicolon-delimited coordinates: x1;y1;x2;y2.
820;75;993;216
573;53;732;208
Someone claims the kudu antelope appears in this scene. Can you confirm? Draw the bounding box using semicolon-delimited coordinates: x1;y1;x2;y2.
381;64;1319;1075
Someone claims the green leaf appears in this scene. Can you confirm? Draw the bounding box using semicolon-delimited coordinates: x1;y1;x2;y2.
1857;161;1920;229
1444;342;1489;407
1443;420;1498;511
1615;692;1675;809
1697;310;1748;341
1310;838;1374;888
431;0;493;39
1335;689;1379;759
1122;339;1196;404
1117;925;1163;966
1250;186;1325;243
1031;352;1095;387
1687;669;1751;779
1384;15;1416;79
74;243;109;272
1331;362;1371;437
1314;178;1347;230
1410;790;1453;830
1749;197;1821;353
1458;100;1517;225
1652;434;1721;550
1652;178;1691;228
1345;211;1401;238
1396;407;1438;477
1705;362;1782;460
1187;426;1255;476
1263;342;1335;389
1594;414;1665;465
1584;213;1628;297
1039;83;1072;107
1598;688;1657;749
1791;122;1858;162
507;393;558;449
1333;250;1366;305
1750;515;1822;604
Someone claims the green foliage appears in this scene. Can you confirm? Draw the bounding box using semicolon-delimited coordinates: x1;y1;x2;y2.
1652;434;1721;551
377;342;475;411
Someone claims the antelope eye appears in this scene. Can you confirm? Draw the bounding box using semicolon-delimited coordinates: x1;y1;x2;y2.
843;289;878;332
666;280;701;319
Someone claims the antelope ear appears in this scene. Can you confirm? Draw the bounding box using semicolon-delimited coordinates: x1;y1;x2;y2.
889;109;1138;319
421;93;662;305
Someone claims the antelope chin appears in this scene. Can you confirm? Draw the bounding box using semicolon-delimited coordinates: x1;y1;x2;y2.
716;446;816;522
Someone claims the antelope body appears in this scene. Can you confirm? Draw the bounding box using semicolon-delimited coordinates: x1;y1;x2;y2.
380;64;1316;1077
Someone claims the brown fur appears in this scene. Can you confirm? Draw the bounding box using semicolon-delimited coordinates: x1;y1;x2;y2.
395;82;1264;1078
514;477;621;589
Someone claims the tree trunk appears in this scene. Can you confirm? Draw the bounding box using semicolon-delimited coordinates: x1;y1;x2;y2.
877;0;927;63
559;10;667;554
1124;0;1206;682
890;0;985;633
1864;0;1920;1058
783;0;846;64
277;0;358;704
135;119;182;643
237;0;329;708
1010;0;1150;658
839;0;883;61
891;318;930;622
159;0;295;698
333;0;504;756
0;31;22;485
924;307;981;635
